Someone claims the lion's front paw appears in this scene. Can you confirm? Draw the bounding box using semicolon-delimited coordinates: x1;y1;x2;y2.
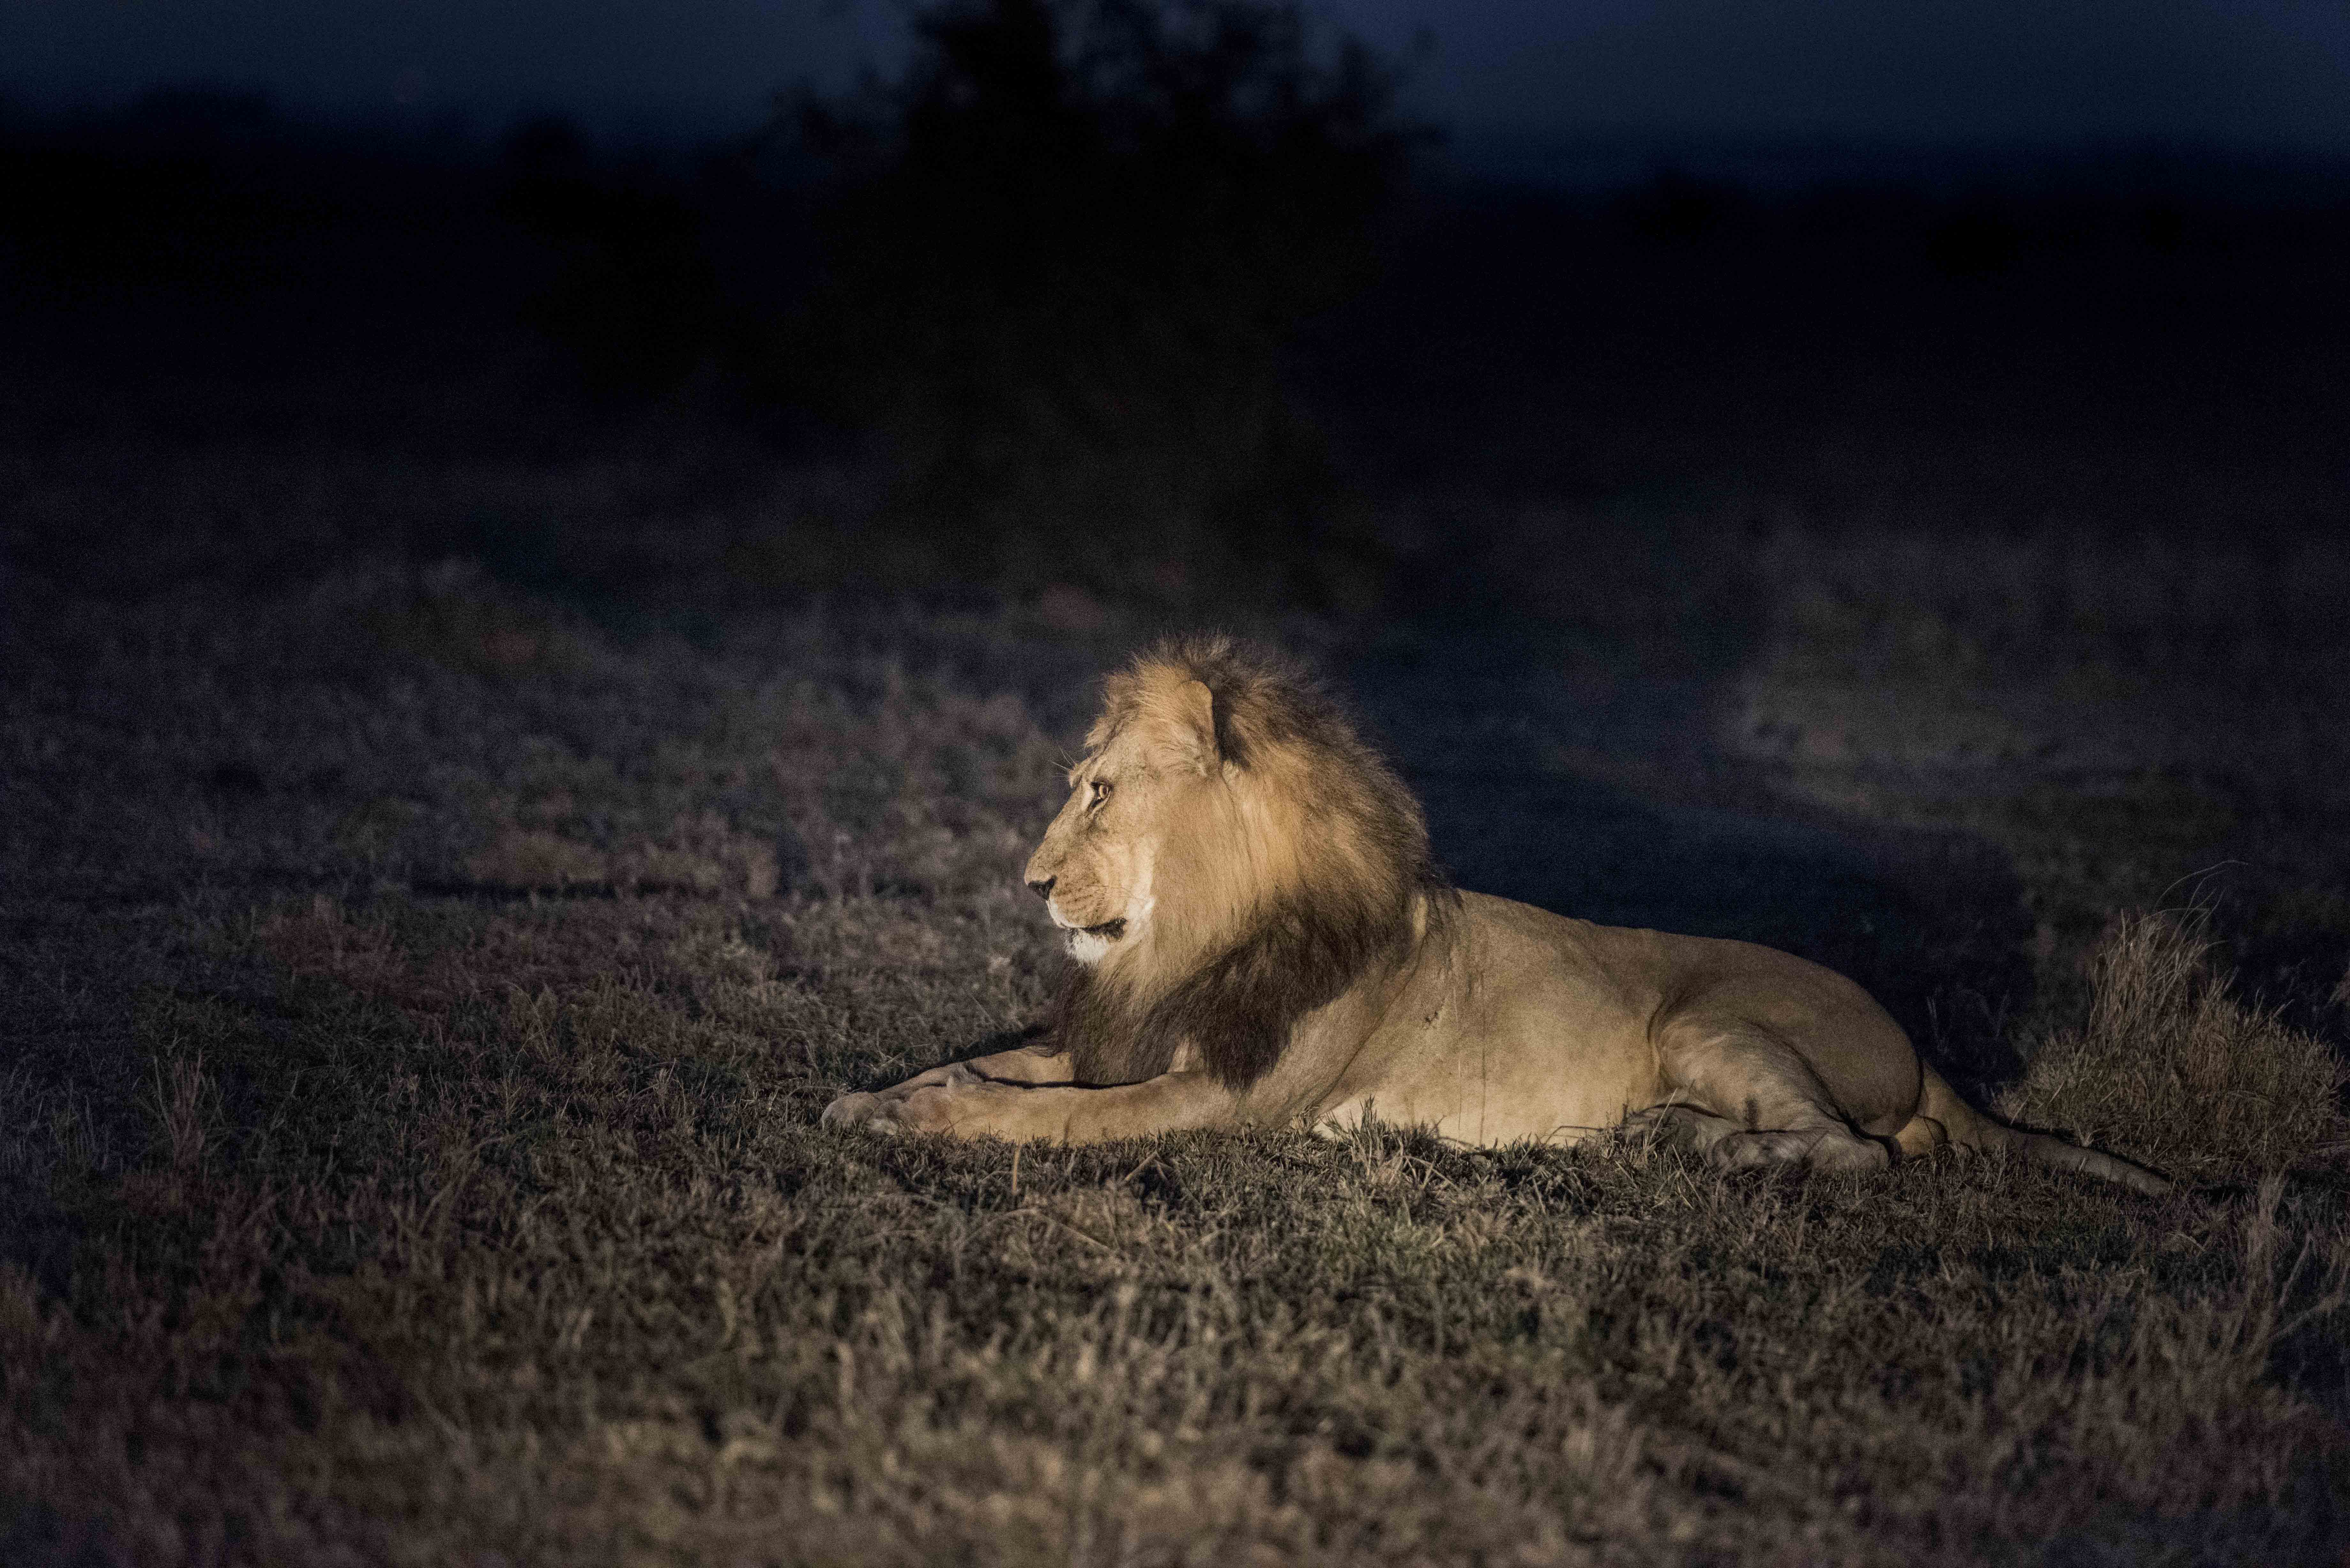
821;1082;965;1135
877;1083;962;1133
821;1090;894;1131
822;1064;992;1135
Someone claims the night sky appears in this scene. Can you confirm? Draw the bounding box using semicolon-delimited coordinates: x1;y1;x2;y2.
7;0;2349;171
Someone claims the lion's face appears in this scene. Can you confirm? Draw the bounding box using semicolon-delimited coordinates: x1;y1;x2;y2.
1023;720;1208;965
1014;639;1441;1091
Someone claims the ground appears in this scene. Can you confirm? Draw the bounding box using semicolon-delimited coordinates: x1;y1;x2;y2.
6;144;2350;1564
4;421;2349;1562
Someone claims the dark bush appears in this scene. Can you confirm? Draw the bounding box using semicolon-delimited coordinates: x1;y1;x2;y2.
787;0;1420;606
499;118;726;399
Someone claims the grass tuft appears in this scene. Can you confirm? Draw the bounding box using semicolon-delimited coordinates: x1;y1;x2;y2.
2003;909;2350;1180
142;1051;220;1177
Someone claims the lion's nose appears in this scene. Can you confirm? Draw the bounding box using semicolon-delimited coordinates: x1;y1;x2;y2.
1026;875;1055;901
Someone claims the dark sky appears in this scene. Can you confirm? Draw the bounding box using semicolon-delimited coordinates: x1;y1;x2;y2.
7;0;2348;169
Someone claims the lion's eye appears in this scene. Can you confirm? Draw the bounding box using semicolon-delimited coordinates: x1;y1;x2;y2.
1088;779;1114;809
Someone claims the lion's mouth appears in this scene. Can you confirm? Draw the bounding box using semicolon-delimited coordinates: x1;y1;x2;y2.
1075;918;1126;942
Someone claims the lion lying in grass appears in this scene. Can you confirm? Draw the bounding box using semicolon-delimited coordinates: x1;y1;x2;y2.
824;637;2168;1193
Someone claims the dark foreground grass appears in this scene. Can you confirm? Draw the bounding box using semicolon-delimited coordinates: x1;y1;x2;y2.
5;568;2349;1565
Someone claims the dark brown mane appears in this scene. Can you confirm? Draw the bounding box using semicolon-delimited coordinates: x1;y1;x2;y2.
1050;636;1451;1090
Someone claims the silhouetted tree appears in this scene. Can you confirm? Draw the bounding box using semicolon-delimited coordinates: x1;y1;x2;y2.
500;117;723;398
789;0;1419;603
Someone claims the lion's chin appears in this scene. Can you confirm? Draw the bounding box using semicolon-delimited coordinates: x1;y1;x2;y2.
1064;918;1127;966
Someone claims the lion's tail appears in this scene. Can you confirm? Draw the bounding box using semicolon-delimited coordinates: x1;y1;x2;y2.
1900;1063;2173;1196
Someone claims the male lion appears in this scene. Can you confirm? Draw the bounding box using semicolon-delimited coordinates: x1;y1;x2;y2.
823;637;2168;1194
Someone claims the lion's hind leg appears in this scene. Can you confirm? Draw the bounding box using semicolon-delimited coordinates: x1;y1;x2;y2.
1708;1123;1891;1172
1623;1102;1890;1172
1649;1015;1894;1174
1892;1112;1950;1160
1620;1102;1742;1156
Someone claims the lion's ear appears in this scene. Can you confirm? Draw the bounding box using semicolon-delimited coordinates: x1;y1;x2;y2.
1171;678;1219;775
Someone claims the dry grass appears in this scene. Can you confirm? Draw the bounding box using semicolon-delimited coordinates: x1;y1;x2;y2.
2004;910;2350;1182
4;560;2348;1565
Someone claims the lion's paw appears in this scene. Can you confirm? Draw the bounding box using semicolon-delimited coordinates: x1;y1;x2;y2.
1709;1127;1890;1172
821;1090;898;1131
821;1082;969;1135
880;1083;960;1133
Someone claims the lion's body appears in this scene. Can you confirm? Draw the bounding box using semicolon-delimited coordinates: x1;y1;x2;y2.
823;638;2167;1194
1304;893;1913;1147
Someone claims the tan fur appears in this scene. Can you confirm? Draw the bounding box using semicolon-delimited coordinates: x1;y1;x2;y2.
822;639;2170;1195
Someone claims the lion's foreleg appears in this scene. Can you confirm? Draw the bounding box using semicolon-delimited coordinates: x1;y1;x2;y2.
830;1070;1239;1144
821;1041;1072;1129
956;1040;1075;1084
